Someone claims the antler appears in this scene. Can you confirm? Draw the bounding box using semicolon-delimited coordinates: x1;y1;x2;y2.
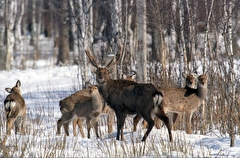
85;50;99;68
106;44;123;68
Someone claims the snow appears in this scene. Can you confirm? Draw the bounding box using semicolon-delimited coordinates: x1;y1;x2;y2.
1;60;240;157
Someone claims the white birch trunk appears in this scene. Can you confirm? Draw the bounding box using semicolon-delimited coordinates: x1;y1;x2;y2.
5;0;16;71
201;0;214;134
227;0;235;147
178;0;187;86
77;0;93;87
127;0;134;70
110;0;122;79
203;0;214;74
136;0;147;83
15;0;24;69
69;0;77;58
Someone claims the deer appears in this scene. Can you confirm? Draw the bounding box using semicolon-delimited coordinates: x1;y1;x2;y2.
133;71;198;131
58;83;115;137
57;87;90;137
154;74;207;134
57;84;104;138
122;70;137;81
85;49;173;142
4;80;26;135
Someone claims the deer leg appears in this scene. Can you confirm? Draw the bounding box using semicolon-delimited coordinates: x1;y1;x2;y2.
172;113;179;130
116;112;127;141
133;114;142;131
63;122;70;136
14;117;21;134
93;120;100;138
7;117;16;135
21;115;26;135
86;117;91;139
155;110;173;142
77;118;85;138
57;111;75;136
142;120;148;129
153;116;162;129
72;118;78;136
141;114;154;142
185;111;193;134
107;109;114;134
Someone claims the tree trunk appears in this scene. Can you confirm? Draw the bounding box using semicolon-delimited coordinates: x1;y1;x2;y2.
0;1;6;70
136;0;147;83
4;0;16;71
178;0;188;85
56;1;69;65
224;0;235;147
111;0;122;79
15;0;25;69
201;0;214;134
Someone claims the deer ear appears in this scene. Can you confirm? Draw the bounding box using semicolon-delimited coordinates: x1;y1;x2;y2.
5;88;12;93
85;82;93;88
16;80;21;87
182;72;187;78
131;74;136;80
122;74;127;79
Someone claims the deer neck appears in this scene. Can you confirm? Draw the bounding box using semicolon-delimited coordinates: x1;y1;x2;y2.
98;78;113;101
91;93;102;109
197;86;208;101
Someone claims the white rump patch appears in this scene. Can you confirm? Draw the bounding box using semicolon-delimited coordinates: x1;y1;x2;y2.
153;94;162;106
5;101;16;110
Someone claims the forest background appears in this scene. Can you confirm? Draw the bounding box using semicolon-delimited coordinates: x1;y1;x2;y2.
0;0;240;149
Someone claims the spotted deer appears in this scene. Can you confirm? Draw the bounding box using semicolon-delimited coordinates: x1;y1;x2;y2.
158;74;208;134
86;49;172;142
4;80;26;135
133;72;198;131
57;85;104;138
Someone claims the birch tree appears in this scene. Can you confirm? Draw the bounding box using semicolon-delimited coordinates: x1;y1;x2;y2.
203;0;214;74
4;0;17;71
223;0;236;147
0;1;4;70
136;0;147;83
185;0;197;69
178;0;188;87
14;0;25;69
110;0;122;79
148;0;168;80
69;0;93;88
201;0;214;134
126;0;134;71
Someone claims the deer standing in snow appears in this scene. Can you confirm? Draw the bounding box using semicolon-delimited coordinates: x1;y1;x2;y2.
57;85;104;138
4;80;26;135
86;49;172;142
58;83;115;137
155;74;207;134
133;72;198;131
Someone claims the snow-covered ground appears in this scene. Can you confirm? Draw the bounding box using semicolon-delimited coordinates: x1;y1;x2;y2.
0;60;240;157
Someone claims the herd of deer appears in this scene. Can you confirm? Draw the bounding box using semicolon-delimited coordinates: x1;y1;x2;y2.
3;49;208;143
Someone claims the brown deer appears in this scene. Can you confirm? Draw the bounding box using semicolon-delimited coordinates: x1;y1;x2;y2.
133;71;198;131
4;80;26;135
122;70;137;81
57;84;104;138
157;74;208;134
85;49;172;142
58;83;115;137
58;88;89;137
